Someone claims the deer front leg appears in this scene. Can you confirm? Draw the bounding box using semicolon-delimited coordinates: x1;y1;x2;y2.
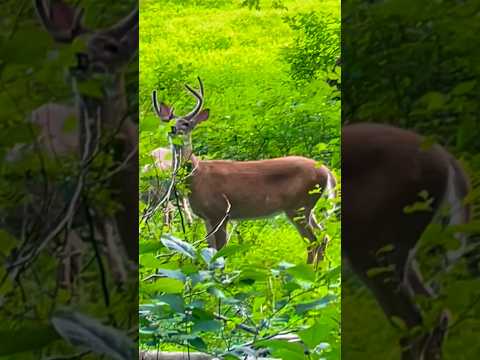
182;197;194;224
101;219;128;286
308;211;330;262
58;230;85;291
205;219;228;250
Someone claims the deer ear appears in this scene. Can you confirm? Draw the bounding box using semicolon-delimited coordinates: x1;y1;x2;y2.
193;109;209;125
152;90;174;122
158;103;174;122
34;0;88;43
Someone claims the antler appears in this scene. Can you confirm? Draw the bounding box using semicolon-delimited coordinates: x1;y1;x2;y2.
34;0;88;43
183;77;204;121
102;7;139;38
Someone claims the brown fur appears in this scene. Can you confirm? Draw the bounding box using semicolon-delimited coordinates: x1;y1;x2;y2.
187;153;335;262
343;123;471;359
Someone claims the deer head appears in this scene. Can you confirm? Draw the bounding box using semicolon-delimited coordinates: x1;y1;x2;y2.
152;77;210;136
34;0;138;76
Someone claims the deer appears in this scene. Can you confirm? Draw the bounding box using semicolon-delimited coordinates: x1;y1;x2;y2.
343;122;475;359
5;0;138;287
151;77;337;263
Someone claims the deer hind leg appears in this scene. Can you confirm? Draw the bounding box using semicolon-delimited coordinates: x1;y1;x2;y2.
353;248;448;360
287;209;319;264
354;263;426;360
205;219;228;250
405;257;450;360
308;211;330;262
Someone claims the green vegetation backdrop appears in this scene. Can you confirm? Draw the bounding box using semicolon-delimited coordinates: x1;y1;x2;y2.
139;0;340;358
343;0;480;358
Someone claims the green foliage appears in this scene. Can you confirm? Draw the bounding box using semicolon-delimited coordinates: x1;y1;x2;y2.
342;0;480;358
140;0;340;358
283;10;340;83
0;1;138;358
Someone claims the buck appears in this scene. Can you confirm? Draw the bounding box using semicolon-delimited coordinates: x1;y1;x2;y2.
343;123;474;359
5;0;138;286
151;77;336;263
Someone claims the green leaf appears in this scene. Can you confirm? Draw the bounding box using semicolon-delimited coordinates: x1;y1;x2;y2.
0;229;17;255
156;268;187;282
77;79;104;99
51;309;135;360
239;268;268;282
286;263;316;283
187;336;207;350
161;234;196;259
259;340;306;360
418;91;446;111
191;320;223;333
366;265;395;278
0;323;59;355
296;294;337;314
452;80;476;95
375;244;395;256
207;286;226;299
298;320;330;349
153;278;184;294
156;294;185;313
211;244;249;261
200;247;217;264
140;253;159;268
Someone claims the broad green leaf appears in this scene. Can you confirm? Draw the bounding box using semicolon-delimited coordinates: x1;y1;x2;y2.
51;309;135;360
191;320;223;333
161;234;196;259
152;278;184;294
286;263;316;283
211;244;248;261
296;294;337;314
298;320;330;349
156;294;185;313
0;229;17;255
258;340;306;360
0;323;59;355
207;286;226;299
156;268;187;282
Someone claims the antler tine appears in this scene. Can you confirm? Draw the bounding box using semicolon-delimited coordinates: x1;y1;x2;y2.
103;7;139;38
152;90;161;118
197;76;204;98
183;78;204;120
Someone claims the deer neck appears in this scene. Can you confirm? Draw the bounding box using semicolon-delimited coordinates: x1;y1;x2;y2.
103;73;130;131
75;72;135;155
75;72;129;129
178;135;198;170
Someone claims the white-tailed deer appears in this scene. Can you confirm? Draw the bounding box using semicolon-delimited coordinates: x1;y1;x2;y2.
5;0;138;286
151;77;336;263
343;123;473;359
